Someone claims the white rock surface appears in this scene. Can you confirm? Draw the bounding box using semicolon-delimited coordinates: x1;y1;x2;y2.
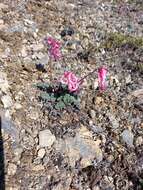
39;129;56;148
21;46;27;57
0;72;9;93
1;95;13;108
38;148;46;158
121;129;134;147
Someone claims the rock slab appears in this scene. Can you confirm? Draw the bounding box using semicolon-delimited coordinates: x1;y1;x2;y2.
39;129;56;148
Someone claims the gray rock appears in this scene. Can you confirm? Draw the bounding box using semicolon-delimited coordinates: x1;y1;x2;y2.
43;156;50;165
39;129;56;148
33;157;42;165
7;163;17;175
90;109;96;119
22;59;35;71
0;72;9;93
32;52;45;60
1;95;13;108
125;74;132;84
92;186;100;190
135;136;143;146
38;54;49;65
92;79;99;90
138;15;143;25
91;125;104;133
0;110;19;144
107;112;119;129
14;103;22;110
0;21;7;30
3;47;11;58
37;148;46;158
22;135;35;149
55;126;103;168
14;147;23;158
121;129;134;147
21;46;27;57
32;129;38;138
13;147;23;162
36;52;45;59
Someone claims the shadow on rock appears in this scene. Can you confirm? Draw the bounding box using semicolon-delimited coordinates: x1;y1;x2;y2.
0;116;5;190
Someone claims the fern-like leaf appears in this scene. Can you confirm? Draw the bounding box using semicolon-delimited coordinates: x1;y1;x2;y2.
36;82;50;91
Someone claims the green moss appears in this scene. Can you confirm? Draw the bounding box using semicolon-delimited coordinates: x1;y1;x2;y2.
112;0;140;4
102;32;143;49
127;0;140;4
137;62;143;73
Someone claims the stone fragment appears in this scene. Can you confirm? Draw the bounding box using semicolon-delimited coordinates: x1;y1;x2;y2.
0;72;9;93
39;129;56;148
7;163;17;175
37;148;46;158
55;125;103;168
1;95;13;108
121;129;134;147
32;164;44;171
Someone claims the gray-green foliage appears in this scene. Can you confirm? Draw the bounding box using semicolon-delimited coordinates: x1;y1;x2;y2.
40;92;56;102
55;101;65;110
36;82;51;90
35;82;79;111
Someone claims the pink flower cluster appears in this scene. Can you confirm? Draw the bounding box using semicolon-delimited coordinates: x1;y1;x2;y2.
47;37;62;60
98;67;107;91
59;67;108;93
60;72;80;92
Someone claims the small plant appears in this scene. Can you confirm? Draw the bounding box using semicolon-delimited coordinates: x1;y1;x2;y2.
102;32;143;49
35;67;108;111
36;82;79;111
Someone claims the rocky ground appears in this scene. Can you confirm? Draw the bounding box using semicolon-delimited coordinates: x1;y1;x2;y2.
0;0;143;190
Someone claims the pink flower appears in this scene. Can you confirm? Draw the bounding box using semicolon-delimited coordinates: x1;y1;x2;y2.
49;48;61;60
46;37;61;60
98;67;108;91
68;81;80;92
60;71;70;85
59;72;80;92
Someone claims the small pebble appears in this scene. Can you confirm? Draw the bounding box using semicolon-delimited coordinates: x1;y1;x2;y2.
32;164;44;171
121;129;134;147
36;63;45;72
7;163;17;176
93;79;99;90
125;74;131;84
0;19;4;25
37;148;46;158
136;136;143;146
21;46;27;57
60;27;74;37
14;103;22;110
90;109;96;119
94;96;104;105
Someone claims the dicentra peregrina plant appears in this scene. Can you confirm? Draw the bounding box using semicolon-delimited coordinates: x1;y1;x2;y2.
36;66;107;111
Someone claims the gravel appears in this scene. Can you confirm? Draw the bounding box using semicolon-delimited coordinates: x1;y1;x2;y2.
0;0;143;189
